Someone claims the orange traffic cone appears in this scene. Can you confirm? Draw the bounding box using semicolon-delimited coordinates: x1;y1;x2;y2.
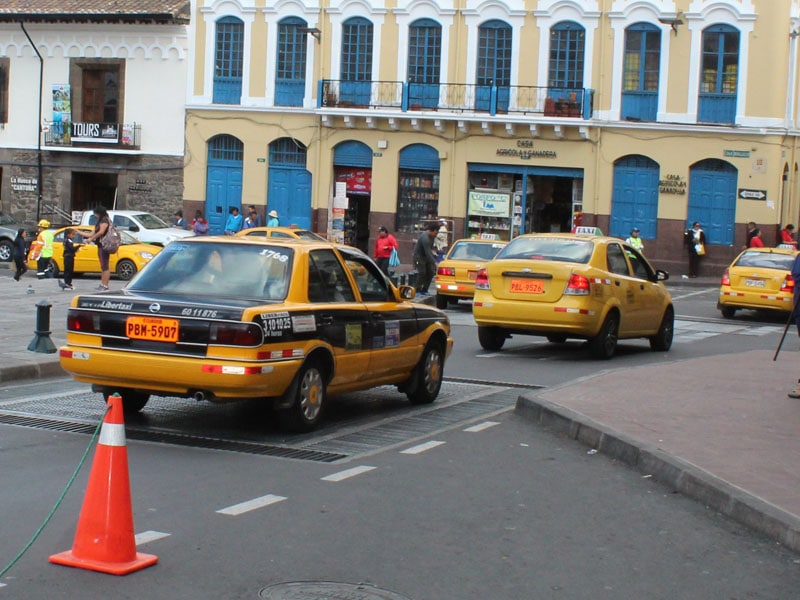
49;394;158;575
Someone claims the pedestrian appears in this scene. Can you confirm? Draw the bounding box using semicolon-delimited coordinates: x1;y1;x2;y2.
35;219;54;279
745;222;759;248
12;228;28;281
684;221;706;278
413;222;439;295
82;206;112;291
373;225;398;276
58;228;78;290
789;252;800;397
267;209;280;227
224;206;243;235
625;227;644;252
434;218;449;263
173;209;187;229
780;224;796;247
749;229;765;248
244;205;262;229
191;210;210;235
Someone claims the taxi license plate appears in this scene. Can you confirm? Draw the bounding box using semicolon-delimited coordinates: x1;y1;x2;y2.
510;279;544;294
468;270;478;281
745;278;766;288
126;316;179;342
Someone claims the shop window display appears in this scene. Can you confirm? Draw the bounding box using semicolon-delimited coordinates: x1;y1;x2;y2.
396;170;440;233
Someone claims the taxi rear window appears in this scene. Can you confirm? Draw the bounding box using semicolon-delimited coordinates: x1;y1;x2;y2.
734;251;796;271
497;237;593;264
448;241;505;261
128;241;293;300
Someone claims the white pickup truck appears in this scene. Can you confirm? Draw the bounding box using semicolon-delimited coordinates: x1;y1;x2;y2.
79;210;194;246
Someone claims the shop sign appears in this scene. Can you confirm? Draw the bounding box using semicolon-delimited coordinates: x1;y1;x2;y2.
336;167;371;193
659;174;686;195
724;149;750;158
468;191;511;217
496;140;557;160
71;122;120;143
11;176;38;192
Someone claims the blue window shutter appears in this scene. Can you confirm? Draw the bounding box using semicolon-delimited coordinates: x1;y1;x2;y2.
399;144;439;170
333;140;372;168
275;17;307;107
213;17;244;105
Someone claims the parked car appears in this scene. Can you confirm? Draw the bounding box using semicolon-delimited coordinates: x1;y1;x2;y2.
27;225;160;280
59;236;453;432
472;233;674;359
79;210;194;246
0;212;24;262
434;238;507;309
235;226;328;242
717;246;800;318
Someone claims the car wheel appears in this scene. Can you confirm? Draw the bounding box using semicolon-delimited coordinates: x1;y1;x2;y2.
116;259;138;281
98;388;149;413
649;307;674;352
720;306;736;319
478;326;506;351
0;239;12;262
546;334;567;343
435;294;448;309
405;340;445;405
277;361;326;433
589;312;619;359
47;261;60;278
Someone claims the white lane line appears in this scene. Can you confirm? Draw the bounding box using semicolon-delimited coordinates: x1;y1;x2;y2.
135;530;171;546
321;465;377;482
670;289;716;300
463;421;500;433
400;440;446;455
216;494;287;516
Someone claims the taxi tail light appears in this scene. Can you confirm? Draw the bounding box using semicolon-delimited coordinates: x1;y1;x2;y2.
209;322;263;346
67;311;100;334
437;266;455;277
781;275;794;293
721;269;731;286
474;268;490;290
564;273;590;296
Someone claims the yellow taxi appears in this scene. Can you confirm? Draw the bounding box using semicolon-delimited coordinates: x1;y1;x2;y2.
717;245;799;318
434;238;507;309
235;226;327;242
59;236;453;432
472;233;674;359
28;225;161;280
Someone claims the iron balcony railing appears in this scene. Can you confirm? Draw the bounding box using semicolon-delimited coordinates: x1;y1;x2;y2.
318;80;593;118
43;122;142;149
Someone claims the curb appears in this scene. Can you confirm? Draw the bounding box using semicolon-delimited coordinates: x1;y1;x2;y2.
515;393;800;553
0;358;64;384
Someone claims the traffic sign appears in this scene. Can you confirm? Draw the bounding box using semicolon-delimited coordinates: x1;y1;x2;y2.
738;188;767;200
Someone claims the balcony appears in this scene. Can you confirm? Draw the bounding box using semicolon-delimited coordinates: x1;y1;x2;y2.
43;121;141;150
318;80;593;119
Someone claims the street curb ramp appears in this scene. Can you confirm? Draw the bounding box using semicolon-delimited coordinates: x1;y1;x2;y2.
515;393;800;553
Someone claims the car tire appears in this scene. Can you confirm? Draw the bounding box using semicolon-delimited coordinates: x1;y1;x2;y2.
97;388;149;413
720;306;736;319
277;360;326;433
116;259;138;281
47;261;60;278
589;312;619;359
478;326;506;351
435;294;448;309
0;239;12;262
405;340;445;405
546;334;567;343
649;307;674;352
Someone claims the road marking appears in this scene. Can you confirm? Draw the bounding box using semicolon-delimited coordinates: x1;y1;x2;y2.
135;530;171;546
400;440;445;454
670;289;715;300
463;421;500;433
216;494;287;516
321;465;377;482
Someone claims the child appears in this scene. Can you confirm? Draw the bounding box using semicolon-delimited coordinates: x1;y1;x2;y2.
58;228;78;290
12;228;28;281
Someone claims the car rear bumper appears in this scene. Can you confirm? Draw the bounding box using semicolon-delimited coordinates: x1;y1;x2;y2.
718;289;794;312
473;297;602;337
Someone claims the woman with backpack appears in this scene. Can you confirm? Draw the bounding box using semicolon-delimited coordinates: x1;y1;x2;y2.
83;206;113;291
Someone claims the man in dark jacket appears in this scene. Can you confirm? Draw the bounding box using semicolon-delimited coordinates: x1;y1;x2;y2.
413;223;439;295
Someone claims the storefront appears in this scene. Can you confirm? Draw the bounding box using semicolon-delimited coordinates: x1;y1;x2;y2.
465;164;584;241
396;144;441;234
333;141;372;253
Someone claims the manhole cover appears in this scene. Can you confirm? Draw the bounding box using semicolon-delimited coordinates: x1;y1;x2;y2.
259;581;412;600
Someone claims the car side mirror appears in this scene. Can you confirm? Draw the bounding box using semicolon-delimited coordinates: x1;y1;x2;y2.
656;269;669;282
398;285;416;300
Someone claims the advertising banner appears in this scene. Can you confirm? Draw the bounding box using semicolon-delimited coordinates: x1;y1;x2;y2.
51;84;72;144
468;191;511;217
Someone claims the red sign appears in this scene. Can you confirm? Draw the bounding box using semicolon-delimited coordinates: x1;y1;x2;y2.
336;167;372;194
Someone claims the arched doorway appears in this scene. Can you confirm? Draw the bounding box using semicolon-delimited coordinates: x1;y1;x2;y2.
610;155;659;240
268;138;311;228
688;159;737;245
206;134;243;234
333;140;372;252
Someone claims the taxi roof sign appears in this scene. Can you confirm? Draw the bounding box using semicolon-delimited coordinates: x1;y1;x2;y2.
777;243;797;251
573;226;604;236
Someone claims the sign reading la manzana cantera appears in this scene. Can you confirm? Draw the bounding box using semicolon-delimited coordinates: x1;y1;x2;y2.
497;140;557;159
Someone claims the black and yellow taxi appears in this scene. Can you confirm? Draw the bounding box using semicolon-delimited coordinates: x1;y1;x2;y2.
235;226;327;242
717;245;799;318
59;236;453;431
472;233;673;359
434;238;507;309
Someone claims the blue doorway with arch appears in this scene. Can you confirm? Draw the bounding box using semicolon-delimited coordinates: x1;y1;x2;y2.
609;155;659;240
687;159;737;246
267;138;311;229
206;135;243;235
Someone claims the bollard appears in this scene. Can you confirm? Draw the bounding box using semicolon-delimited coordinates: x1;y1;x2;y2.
28;299;57;354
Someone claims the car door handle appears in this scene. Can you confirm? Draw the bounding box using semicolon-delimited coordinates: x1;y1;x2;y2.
319;315;334;326
614;280;621;286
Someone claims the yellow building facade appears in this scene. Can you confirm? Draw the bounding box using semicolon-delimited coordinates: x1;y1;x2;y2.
185;0;800;273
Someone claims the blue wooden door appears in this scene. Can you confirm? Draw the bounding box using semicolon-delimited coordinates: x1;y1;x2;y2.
267;168;311;229
688;159;737;246
206;135;243;235
610;156;659;239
